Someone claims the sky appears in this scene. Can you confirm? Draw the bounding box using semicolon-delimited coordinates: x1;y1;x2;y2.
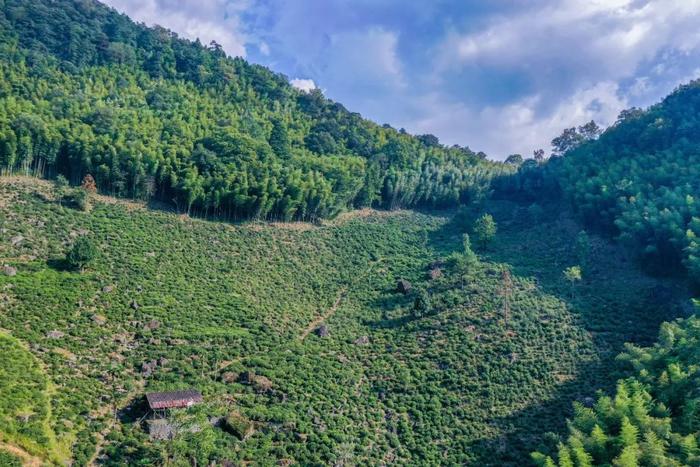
102;0;700;160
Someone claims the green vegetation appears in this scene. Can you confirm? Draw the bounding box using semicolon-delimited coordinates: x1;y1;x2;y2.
0;1;699;466
0;450;22;467
0;0;507;222
473;213;498;249
65;236;97;272
533;314;700;466
0;178;687;465
499;80;700;287
0;331;62;463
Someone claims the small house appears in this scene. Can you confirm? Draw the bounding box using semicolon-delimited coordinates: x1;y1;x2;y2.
146;389;203;411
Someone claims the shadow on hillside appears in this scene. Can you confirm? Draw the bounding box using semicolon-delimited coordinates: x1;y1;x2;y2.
416;199;691;465
47;257;72;272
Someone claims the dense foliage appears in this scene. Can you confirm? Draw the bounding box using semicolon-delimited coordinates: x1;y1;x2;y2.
0;178;685;465
533;314;700;467
524;81;700;286
0;0;506;221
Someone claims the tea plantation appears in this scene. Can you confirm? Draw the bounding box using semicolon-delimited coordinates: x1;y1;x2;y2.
0;178;688;465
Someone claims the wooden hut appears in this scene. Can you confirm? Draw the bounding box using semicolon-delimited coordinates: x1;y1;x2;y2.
146;389;203;411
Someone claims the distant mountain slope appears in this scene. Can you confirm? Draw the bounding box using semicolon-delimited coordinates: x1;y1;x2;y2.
0;0;505;221
501;80;700;285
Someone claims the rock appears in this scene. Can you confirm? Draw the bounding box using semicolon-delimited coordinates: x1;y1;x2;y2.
221;371;239;384
143;319;160;331
315;325;329;338
145;252;156;258
3;265;17;277
46;330;65;339
10;235;24;247
354;335;370;345
582;397;596;408
130;300;139;310
158;357;169;367
396;279;412;295
429;268;442;280
253;375;273;393
92;314;107;325
141;359;158;377
102;285;115;293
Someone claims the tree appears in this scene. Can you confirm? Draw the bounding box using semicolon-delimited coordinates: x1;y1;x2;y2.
54;174;69;204
533;149;545;164
473;214;497;249
563;266;582;296
505;154;523;165
551;127;584;156
578;120;601;140
462;233;478;266
413;288;431;318
575;231;591;272
269;118;290;157
66;237;97;272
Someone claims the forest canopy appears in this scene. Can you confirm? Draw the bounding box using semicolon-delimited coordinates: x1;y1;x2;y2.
0;0;507;221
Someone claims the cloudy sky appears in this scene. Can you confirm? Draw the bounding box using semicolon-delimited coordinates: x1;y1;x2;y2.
102;0;700;160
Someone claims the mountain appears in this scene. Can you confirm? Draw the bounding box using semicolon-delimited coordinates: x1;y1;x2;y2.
1;1;700;466
0;0;505;222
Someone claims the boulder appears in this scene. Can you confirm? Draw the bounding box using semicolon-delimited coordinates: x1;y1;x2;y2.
10;235;24;247
143;319;160;331
354;335;370;346
3;265;17;277
315;325;329;338
102;285;115;293
92;314;107;325
429;268;442;280
141;359;158;377
396;279;412;295
46;330;65;339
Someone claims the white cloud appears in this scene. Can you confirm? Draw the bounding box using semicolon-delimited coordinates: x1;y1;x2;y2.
423;0;700;157
405;81;628;158
324;28;405;91
101;0;249;57
290;78;316;92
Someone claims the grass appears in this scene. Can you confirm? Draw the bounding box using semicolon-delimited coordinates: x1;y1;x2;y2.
0;177;689;465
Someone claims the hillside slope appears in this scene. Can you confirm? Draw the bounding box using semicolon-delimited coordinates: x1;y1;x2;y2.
552;81;700;284
0;178;688;465
0;0;506;222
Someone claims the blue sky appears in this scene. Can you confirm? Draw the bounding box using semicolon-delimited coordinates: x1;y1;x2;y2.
103;0;700;160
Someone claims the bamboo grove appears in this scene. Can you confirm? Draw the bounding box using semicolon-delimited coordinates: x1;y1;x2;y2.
0;0;507;222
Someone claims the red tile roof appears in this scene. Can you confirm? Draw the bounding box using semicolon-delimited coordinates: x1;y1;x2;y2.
146;389;203;410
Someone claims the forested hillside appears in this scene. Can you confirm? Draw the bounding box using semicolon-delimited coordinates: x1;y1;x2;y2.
506;81;700;286
0;0;505;221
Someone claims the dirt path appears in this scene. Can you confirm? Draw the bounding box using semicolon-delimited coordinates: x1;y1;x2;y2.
0;441;44;467
299;287;348;341
299;259;381;342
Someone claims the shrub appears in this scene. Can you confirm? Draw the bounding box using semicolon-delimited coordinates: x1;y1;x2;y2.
473;214;497;248
63;188;90;211
413;288;431;318
66;237;97;271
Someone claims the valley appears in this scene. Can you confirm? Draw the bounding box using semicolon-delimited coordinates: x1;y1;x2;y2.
0;177;688;465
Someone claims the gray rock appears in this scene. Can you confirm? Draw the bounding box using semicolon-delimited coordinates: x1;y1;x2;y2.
46;330;65;339
354;336;370;345
10;235;23;247
3;265;17;277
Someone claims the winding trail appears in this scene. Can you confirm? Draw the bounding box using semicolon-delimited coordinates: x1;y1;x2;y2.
299;287;348;341
299;259;381;342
